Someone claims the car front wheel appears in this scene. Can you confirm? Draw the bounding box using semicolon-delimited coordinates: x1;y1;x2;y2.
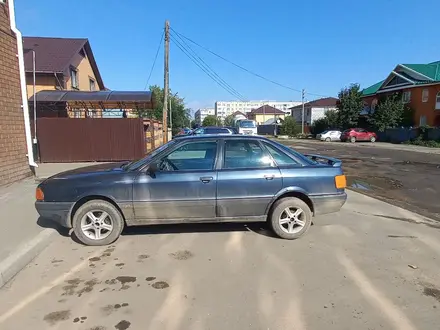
72;200;124;246
350;136;356;143
325;137;331;142
269;197;312;240
370;136;376;142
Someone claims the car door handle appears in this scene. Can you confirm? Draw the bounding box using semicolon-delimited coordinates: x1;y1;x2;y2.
264;174;275;180
200;176;213;183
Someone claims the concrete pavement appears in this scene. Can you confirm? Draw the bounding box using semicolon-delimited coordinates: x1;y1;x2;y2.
0;162;92;288
0;191;439;330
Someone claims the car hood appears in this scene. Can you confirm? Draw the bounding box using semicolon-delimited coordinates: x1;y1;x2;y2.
46;162;127;181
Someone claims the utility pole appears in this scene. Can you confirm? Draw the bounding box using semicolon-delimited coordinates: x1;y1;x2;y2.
301;89;305;134
163;20;170;144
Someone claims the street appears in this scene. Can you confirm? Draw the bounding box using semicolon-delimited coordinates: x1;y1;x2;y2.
279;139;440;222
0;191;439;330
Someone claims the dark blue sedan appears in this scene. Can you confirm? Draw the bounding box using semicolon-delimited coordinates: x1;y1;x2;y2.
35;135;347;246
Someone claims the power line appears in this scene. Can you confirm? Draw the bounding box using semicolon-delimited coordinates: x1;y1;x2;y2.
144;30;164;90
170;31;246;101
171;27;331;99
171;31;247;101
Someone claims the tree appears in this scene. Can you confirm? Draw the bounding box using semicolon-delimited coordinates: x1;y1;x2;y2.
281;116;300;136
142;85;191;135
311;109;340;135
202;115;218;126
224;115;235;127
336;84;363;129
368;94;409;132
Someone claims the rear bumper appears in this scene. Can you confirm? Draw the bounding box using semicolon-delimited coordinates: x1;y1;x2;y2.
35;201;73;228
311;192;347;216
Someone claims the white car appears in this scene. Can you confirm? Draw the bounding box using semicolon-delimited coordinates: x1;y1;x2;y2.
316;130;341;142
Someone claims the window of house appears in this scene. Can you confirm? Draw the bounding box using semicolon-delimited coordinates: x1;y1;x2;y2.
70;68;78;89
87;110;97;118
420;115;427;126
436;92;440;110
402;91;411;103
371;99;378;111
159;141;217;171
89;79;96;91
422;89;429;103
224;140;274;169
73;109;81;118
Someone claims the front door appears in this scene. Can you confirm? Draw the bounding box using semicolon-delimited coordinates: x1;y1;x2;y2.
133;140;218;221
216;139;282;218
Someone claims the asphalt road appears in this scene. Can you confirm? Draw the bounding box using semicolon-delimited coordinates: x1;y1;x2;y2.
279;140;440;223
0;191;439;330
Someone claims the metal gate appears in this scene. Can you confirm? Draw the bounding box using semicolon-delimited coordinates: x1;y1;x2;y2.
36;118;145;162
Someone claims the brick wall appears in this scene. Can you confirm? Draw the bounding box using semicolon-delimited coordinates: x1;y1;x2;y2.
0;3;32;185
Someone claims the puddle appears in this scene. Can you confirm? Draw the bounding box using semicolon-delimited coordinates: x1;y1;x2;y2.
152;281;169;289
350;181;371;190
115;320;131;330
43;310;71;325
423;286;440;303
169;250;193;260
347;176;403;191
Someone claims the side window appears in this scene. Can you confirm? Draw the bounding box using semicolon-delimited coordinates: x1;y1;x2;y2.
224;140;274;169
158;141;217;171
263;143;298;165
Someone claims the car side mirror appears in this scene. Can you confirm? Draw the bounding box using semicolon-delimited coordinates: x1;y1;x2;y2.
147;162;158;177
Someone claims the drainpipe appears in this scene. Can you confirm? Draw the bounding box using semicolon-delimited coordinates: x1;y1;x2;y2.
8;0;38;167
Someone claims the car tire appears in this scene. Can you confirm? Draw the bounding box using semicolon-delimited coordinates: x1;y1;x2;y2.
350;136;356;143
325;137;331;142
370;136;376;143
269;197;312;240
72;200;124;246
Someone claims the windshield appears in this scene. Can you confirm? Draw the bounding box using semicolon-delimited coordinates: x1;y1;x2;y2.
321;130;328;134
124;140;177;171
239;120;256;128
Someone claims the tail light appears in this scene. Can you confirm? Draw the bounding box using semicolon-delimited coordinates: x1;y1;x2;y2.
335;175;347;189
36;187;44;201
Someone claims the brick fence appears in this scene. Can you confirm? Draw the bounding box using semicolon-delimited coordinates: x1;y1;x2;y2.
0;3;32;185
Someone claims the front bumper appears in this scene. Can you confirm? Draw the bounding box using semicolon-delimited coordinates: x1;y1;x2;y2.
310;192;347;215
35;201;73;228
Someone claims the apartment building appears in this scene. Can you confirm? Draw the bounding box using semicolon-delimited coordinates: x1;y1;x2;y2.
215;100;301;119
195;108;215;125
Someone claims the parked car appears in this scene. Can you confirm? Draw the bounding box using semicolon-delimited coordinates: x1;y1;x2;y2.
173;127;192;139
191;126;235;135
316;130;341;142
35;135;347;246
340;128;377;143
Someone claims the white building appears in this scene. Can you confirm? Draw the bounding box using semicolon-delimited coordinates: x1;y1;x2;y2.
290;97;338;125
195;108;215;125
215;100;301;119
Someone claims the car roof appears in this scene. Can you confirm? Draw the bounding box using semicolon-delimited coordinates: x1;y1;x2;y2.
176;134;268;141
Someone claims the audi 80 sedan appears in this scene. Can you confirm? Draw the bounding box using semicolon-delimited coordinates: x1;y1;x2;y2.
35;135;347;246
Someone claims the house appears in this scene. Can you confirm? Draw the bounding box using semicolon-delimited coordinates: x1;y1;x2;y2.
23;36;105;118
290;97;338;125
0;0;33;185
362;61;440;127
247;105;286;124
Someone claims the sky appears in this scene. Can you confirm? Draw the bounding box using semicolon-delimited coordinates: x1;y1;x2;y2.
16;0;440;112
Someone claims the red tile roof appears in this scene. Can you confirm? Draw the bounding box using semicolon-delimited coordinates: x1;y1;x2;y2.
290;97;338;109
250;105;285;115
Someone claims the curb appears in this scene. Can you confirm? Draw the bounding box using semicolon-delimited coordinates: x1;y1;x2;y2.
0;229;56;288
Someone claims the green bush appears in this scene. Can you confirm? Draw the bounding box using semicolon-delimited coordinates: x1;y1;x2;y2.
281;117;300;136
404;136;440;148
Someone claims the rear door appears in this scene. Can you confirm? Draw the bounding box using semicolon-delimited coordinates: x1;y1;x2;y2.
356;128;368;141
216;139;282;218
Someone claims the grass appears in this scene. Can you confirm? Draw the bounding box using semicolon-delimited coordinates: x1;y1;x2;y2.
404;138;440;148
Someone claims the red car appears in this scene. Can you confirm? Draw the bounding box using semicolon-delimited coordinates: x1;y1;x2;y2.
340;128;377;143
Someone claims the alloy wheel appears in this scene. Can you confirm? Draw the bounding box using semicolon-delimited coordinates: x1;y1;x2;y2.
278;207;306;234
80;210;113;240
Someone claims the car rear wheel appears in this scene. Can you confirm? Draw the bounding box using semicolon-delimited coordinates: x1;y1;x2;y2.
269;197;312;240
370;136;376;143
72;200;124;246
350;136;356;143
325;137;331;142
